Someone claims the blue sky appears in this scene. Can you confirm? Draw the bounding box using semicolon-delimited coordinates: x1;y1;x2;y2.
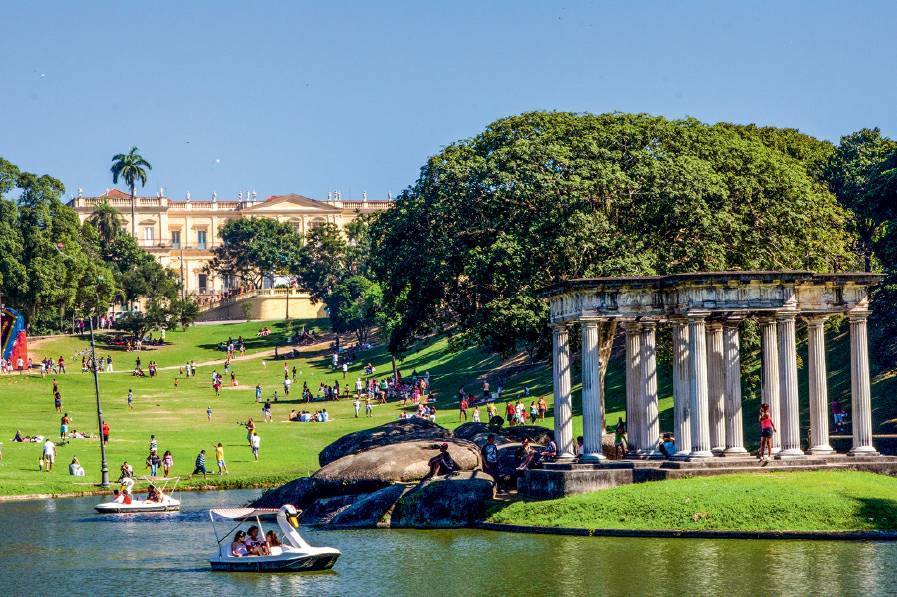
2;1;895;202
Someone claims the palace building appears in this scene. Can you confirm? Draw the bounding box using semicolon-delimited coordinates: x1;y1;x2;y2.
68;189;391;313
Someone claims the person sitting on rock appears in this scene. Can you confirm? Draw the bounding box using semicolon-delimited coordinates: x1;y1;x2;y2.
423;443;458;480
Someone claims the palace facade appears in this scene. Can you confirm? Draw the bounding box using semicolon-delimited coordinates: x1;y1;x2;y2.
68;189;391;297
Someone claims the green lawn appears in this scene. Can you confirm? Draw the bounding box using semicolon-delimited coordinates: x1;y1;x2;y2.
487;471;897;531
1;317;894;499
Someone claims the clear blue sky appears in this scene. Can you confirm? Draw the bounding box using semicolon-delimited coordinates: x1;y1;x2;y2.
2;1;895;202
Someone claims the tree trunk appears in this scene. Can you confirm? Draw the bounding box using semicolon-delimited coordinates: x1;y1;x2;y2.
130;183;136;237
597;320;618;432
391;353;398;382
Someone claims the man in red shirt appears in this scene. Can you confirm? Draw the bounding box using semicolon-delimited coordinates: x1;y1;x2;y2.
102;421;110;445
459;397;468;422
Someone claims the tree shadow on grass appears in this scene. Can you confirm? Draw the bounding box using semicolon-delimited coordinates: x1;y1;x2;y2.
855;496;897;530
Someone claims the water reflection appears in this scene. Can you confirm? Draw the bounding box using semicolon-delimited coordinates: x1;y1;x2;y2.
1;491;896;596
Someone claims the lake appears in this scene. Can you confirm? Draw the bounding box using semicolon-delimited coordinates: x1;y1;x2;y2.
0;489;895;596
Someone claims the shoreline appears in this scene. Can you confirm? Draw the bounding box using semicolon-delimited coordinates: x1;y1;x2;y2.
473;521;897;541
0;480;279;503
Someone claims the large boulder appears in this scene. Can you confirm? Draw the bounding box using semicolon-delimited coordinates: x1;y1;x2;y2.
251;476;318;508
453;422;488;440
313;439;482;494
328;484;409;529
469;431;512;448
318;418;452;467
503;425;554;445
391;471;495;528
299;494;357;525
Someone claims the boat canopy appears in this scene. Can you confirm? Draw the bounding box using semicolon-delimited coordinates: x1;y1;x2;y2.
210;508;280;519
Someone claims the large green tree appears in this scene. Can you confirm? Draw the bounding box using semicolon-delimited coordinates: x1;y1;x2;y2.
371;112;856;404
824;128;897;272
110;147;152;237
87;200;124;249
208;217;303;289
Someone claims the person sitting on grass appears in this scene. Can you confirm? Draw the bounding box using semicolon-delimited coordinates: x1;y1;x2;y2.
69;456;85;477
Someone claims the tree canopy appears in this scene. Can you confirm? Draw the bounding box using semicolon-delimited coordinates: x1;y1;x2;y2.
208;217;304;289
371;112;857;360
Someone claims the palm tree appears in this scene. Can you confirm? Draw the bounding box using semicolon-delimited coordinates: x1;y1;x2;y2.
87;200;124;246
110;147;152;237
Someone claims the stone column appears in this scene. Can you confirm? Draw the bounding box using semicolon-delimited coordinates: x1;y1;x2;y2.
723;320;748;455
848;312;878;456
580;319;606;461
688;313;713;459
759;318;782;454
640;322;660;456
806;315;834;455
706;322;726;454
552;324;575;459
624;323;642;457
671;320;692;458
776;312;805;458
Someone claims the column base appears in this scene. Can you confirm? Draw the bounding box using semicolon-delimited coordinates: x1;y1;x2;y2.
848;446;879;457
688;450;714;460
807;445;834;455
775;448;808;460
722;446;750;456
672;450;691;461
580;452;607;462
771;446;782;455
711;446;725;456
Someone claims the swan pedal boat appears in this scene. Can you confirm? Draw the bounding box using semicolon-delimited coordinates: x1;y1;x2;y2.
94;477;181;513
208;505;340;572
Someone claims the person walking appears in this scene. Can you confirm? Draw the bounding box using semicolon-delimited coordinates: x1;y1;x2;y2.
758;402;777;463
354;397;361;418
255;384;263;403
60;413;70;441
54;390;62;413
162;450;174;477
215;442;229;474
147;450;161;477
193;449;208;478
207;406;213;421
459;397;468;422
614;418;627;458
127;389;134;409
250;432;261;461
365;396;373;418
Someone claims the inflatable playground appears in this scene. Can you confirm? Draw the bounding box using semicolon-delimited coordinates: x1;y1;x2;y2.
1;306;28;368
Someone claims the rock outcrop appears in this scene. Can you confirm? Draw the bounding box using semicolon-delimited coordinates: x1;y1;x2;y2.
391;471;496;528
313;438;482;494
328;484;410;529
318;418;452;467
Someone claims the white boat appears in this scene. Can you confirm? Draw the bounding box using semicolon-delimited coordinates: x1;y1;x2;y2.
94;477;181;514
208;504;340;572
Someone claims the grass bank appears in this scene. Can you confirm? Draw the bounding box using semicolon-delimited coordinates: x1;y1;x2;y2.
486;471;897;531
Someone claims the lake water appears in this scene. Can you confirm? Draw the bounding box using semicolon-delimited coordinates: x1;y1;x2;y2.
0;489;895;596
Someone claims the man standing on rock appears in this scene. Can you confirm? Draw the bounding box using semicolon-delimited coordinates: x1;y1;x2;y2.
482;435;498;478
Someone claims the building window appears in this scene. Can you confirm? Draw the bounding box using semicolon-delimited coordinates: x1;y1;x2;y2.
170;230;181;249
198;273;208;293
143;227;154;243
197;230;207;250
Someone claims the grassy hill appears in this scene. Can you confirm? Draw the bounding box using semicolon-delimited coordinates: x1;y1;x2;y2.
0;319;892;497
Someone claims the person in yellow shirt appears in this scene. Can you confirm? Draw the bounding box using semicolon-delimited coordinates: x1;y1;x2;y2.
215;442;229;475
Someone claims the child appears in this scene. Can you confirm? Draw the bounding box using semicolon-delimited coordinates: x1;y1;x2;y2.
207;406;213;421
127;389;134;409
215;442;229;475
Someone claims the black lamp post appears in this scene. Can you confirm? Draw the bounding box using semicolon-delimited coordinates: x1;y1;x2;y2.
87;276;110;487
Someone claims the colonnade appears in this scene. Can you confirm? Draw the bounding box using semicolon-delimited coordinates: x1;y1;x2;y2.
551;310;878;461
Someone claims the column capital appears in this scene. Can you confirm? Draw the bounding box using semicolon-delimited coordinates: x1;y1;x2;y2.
686;310;711;322
775;310;799;323
639;320;658;331
706;321;724;331
848;310;870;322
622;320;642;333
803;313;830;326
578;317;604;327
722;316;744;329
550;322;569;332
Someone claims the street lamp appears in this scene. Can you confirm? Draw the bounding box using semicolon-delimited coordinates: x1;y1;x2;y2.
55;244;109;487
87;276;110;487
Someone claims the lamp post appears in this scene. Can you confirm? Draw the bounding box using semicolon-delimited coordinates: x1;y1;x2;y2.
88;277;110;487
55;244;109;487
